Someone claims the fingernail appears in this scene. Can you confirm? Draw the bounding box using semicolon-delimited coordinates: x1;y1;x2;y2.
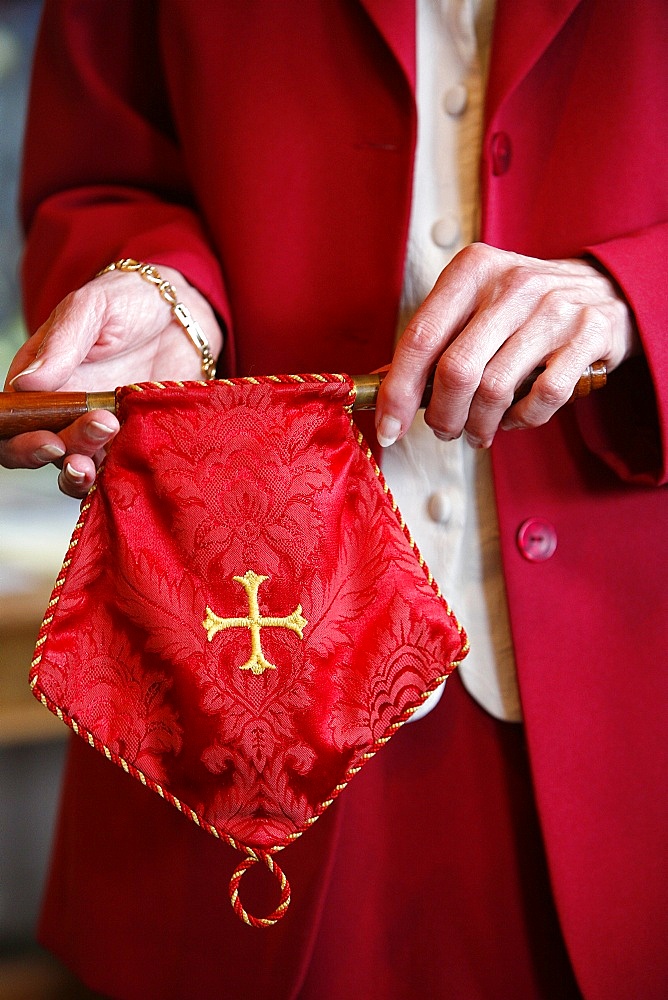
8;358;44;386
34;444;66;463
376;415;402;448
64;462;86;483
85;420;113;443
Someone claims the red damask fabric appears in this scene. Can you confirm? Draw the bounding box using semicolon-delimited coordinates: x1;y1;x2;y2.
31;375;467;923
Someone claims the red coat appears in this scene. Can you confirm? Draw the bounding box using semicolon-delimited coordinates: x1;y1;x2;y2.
21;2;668;998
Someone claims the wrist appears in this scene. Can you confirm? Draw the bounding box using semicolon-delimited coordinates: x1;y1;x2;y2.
97;259;221;378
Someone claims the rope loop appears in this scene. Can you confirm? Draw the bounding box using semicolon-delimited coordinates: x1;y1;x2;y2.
228;849;291;927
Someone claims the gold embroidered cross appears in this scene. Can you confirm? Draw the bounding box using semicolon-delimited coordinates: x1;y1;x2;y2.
202;570;308;675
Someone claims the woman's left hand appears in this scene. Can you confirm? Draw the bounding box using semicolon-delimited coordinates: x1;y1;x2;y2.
376;243;639;448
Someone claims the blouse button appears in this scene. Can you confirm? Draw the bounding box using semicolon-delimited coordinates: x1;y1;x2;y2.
516;518;557;562
431;214;460;249
443;83;468;117
427;491;453;525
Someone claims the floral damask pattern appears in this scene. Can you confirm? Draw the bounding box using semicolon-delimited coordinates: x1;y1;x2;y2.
41;612;182;784
32;377;467;850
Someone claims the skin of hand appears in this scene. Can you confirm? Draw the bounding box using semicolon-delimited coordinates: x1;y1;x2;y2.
0;265;223;498
376;243;640;449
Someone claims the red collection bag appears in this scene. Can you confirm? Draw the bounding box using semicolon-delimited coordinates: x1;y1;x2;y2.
30;375;467;925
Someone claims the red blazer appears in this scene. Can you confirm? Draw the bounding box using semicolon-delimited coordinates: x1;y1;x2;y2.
21;2;668;998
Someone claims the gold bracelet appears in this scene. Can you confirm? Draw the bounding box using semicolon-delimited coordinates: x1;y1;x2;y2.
97;258;217;379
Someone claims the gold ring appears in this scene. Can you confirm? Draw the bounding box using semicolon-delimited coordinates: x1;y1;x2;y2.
571;361;607;399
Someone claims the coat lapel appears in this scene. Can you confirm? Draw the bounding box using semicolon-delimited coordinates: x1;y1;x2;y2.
486;0;583;123
357;0;416;92
358;0;583;118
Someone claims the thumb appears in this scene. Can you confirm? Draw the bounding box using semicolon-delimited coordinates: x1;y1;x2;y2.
6;286;104;391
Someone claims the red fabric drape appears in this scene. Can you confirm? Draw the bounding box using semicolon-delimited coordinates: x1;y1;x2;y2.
31;376;467;924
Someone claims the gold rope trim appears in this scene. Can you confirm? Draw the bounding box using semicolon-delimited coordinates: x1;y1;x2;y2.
122;372;348;396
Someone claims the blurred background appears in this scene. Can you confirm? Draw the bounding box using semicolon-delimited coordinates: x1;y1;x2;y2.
0;2;97;995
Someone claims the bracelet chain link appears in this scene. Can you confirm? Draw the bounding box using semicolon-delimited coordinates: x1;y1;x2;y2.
97;258;217;379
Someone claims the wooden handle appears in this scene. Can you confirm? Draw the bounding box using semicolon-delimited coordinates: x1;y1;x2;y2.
0;365;605;440
0;391;117;439
352;363;607;409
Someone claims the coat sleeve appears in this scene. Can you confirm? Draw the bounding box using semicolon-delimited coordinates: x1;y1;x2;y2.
20;0;233;357
577;221;668;487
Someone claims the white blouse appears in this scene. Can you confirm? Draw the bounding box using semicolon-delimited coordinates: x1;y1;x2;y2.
383;0;522;722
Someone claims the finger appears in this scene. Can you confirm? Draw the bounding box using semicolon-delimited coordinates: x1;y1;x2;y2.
58;454;98;499
454;323;558;446
57;409;119;458
462;356;564;447
0;410;118;473
376;320;446;447
499;304;613;432
442;357;526;449
0;430;67;470
500;344;598;432
421;306;520;443
375;250;490;446
376;294;473;445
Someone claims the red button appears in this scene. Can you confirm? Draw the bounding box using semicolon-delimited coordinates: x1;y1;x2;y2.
491;131;512;175
516;518;557;562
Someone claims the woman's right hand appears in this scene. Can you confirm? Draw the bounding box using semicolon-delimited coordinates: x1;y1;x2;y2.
0;264;222;497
